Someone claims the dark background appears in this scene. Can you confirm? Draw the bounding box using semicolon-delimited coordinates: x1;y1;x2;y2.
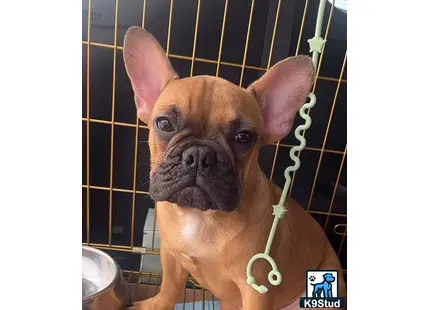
82;0;347;281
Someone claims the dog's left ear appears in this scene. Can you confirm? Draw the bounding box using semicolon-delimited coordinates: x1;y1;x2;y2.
248;56;315;143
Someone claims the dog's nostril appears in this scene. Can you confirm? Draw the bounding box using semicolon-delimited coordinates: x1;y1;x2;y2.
202;151;216;168
182;146;217;171
182;148;198;168
184;154;194;166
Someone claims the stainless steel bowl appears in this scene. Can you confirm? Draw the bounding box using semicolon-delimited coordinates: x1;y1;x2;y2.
82;246;135;310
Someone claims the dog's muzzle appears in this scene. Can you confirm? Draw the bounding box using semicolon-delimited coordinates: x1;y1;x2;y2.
149;142;240;212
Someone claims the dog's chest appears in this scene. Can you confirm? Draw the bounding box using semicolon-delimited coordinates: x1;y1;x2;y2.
181;213;202;242
162;213;218;258
175;242;241;302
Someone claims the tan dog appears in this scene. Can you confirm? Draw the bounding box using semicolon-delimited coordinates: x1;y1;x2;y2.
123;27;346;310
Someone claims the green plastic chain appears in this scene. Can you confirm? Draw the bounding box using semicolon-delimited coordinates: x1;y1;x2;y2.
246;0;327;295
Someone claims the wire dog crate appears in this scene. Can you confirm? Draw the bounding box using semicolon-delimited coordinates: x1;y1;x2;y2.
82;0;347;306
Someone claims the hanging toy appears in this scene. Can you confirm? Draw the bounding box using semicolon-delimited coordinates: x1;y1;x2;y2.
246;0;328;294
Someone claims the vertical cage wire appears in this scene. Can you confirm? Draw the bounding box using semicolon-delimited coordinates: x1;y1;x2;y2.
130;0;148;249
295;0;310;56
193;281;197;310
135;270;143;297
337;226;347;256
130;111;140;249
239;0;256;87
166;0;175;55
306;51;347;212
85;0;92;244
108;0;120;246
269;0;310;181
215;0;229;77
156;273;161;293
202;288;206;310
324;145;347;230
145;272;152;298
288;0;336;194
189;0;202;77
266;0;283;70
182;284;187;310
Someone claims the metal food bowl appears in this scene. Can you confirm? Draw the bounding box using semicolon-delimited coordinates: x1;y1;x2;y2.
82;246;135;310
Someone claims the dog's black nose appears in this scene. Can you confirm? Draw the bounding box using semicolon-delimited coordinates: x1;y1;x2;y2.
182;146;217;172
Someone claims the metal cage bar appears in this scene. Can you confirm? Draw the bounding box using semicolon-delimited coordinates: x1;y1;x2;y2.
85;0;92;244
337;226;347;256
189;0;202;77
266;0;283;70
324;146;347;230
239;0;256;87
306;51;347;212
289;0;337;194
81;41;346;84
268;0;311;181
107;0;120;247
215;0;229;77
130;0;148;250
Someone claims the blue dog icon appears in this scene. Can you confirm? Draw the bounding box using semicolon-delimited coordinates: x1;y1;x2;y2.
311;273;335;298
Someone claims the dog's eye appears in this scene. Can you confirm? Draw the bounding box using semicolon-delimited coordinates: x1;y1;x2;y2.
235;131;252;144
156;117;174;132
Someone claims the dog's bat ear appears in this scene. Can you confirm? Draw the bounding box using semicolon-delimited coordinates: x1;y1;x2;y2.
123;26;177;124
248;56;315;143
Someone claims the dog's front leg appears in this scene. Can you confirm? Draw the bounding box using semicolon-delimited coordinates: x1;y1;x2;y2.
130;245;188;310
240;284;274;310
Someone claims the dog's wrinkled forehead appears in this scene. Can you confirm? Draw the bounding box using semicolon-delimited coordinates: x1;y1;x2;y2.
151;76;263;134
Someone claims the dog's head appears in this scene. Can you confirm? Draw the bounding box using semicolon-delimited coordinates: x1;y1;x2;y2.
123;27;315;212
323;273;336;283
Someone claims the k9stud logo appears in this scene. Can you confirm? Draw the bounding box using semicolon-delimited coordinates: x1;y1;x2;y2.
299;270;345;308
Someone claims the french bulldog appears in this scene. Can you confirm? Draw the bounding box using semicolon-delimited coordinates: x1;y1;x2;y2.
123;26;346;310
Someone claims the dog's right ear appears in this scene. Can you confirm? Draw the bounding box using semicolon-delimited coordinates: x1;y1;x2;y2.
123;27;177;124
248;56;315;143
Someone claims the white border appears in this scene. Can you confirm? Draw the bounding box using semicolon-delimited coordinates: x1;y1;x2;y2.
0;1;81;309
349;0;430;309
0;1;429;309
328;0;347;13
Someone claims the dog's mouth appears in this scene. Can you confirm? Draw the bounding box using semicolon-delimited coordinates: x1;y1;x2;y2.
149;141;240;212
166;186;217;211
150;172;239;211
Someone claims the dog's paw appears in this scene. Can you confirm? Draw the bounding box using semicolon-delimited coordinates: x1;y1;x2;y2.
125;298;154;310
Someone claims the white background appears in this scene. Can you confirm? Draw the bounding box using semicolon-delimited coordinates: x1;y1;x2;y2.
1;1;430;309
